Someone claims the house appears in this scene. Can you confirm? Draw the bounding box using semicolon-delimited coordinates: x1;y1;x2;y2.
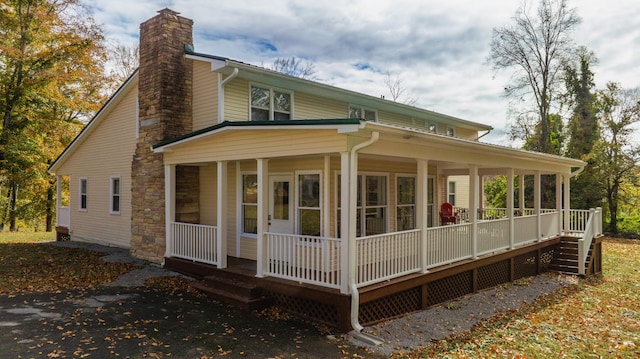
49;9;603;332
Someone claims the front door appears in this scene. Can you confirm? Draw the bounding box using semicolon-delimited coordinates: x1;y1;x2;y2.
269;175;293;234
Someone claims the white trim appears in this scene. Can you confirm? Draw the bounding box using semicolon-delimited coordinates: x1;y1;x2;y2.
78;177;88;211
295;170;323;236
109;176;121;215
249;82;294;121
239;171;258;238
446;126;456;137
395;173;417;232
348;104;377;122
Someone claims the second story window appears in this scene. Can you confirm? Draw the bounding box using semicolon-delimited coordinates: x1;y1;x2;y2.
446;126;455;137
428;123;438;133
349;106;377;121
251;85;291;121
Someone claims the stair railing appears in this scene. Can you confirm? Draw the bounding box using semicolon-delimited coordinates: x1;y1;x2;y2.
578;207;602;275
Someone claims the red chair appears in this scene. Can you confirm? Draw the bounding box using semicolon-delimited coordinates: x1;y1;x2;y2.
439;202;459;225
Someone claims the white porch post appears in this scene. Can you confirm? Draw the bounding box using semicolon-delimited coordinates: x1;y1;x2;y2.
164;164;176;259
534;170;541;241
507;168;515;249
469;165;478;259
563;172;571;234
555;173;562;236
348;150;359;292
323;155;331;238
339;152;350;294
417;159;429;272
217;161;228;268
256;158;269;278
519;174;525;215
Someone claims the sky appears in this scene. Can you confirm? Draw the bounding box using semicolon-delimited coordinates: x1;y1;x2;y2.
87;0;640;145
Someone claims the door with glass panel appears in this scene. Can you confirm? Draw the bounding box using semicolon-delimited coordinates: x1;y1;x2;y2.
268;175;293;234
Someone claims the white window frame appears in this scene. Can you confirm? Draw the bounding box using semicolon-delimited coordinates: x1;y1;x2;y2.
396;174;416;231
295;171;322;237
446;126;456;137
348;105;377;122
249;83;293;121
428;122;438;133
448;180;457;206
240;171;258;237
335;171;388;237
110;176;121;214
78;177;88;211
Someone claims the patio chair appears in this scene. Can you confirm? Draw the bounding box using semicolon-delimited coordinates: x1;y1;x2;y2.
439;202;459;225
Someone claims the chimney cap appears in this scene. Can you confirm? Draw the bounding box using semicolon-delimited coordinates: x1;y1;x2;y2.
157;8;181;16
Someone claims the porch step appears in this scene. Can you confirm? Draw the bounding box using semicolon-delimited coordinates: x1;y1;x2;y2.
192;271;273;311
549;237;592;275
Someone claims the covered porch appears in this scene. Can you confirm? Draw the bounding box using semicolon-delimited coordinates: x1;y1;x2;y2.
153;119;603;330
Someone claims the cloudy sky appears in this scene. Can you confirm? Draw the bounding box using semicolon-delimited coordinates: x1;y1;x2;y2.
87;0;640;145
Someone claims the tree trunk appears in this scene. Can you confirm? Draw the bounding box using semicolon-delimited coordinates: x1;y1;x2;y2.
46;179;54;232
9;182;18;232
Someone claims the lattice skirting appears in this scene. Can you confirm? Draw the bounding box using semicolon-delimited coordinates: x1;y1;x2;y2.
266;291;341;329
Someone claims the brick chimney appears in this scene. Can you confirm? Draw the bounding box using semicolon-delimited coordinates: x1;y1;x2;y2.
131;9;199;262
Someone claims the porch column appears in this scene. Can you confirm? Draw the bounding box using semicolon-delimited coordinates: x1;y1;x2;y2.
217;161;228;269
469;165;478;259
507;168;515;249
416;159;429;272
256;158;269;278
323;155;331;237
164;164;176;259
534;170;541;241
563;172;571;234
555;173;562;236
518;174;525;215
339;152;350;294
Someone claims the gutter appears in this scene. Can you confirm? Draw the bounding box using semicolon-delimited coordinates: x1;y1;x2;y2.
218;67;239;123
348;131;384;346
477;129;491;140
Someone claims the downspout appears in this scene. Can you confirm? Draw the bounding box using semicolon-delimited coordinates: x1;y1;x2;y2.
217;67;239;123
477;129;491;140
348;131;384;345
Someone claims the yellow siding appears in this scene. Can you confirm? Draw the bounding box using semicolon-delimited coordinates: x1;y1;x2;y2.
448;175;470;208
163;129;348;164
294;92;347;119
193;61;218;130
223;77;250;121
377;110;414;128
56;86;138;248
199;165;217;225
455;127;477;140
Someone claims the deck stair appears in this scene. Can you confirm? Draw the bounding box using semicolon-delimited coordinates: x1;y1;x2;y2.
192;266;273;311
549;237;592;275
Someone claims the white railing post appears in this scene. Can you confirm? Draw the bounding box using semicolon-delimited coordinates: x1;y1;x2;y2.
469;165;478;259
217;161;228;268
256;158;269;278
417;159;429;272
563;173;571;234
534;171;541;241
507;168;515;249
578;208;596;275
339;152;350;294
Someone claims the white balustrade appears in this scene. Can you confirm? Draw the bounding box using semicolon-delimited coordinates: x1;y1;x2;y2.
514;215;538;245
356;229;421;287
477;218;510;255
578;207;603;275
425;223;473;268
265;233;341;289
57;206;70;227
540;211;560;239
170;222;218;265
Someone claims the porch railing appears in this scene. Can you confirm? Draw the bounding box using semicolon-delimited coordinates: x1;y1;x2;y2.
477;218;509;255
57;206;70;228
169;222;219;265
265;233;342;289
577;207;603;275
425;223;473;268
356;229;421;287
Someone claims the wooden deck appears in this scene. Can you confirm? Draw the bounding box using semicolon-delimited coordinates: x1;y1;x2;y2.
165;236;602;332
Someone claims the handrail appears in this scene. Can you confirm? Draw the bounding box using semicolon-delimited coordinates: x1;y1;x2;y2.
578;208;601;275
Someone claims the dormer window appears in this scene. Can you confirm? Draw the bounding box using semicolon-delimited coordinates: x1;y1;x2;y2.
251;85;291;121
349;105;376;121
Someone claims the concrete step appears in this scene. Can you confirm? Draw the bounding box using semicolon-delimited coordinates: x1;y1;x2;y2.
192;282;273;311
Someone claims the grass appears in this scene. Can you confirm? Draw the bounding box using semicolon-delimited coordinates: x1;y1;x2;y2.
396;237;640;358
0;231;134;294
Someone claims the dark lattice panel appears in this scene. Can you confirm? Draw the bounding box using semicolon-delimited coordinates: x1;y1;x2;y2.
267;291;339;328
359;287;421;325
539;248;555;269
426;270;473;306
513;251;538;280
478;260;510;290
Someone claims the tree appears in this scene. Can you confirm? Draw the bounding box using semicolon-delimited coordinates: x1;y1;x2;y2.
106;43;139;91
0;0;109;230
383;71;417;105
270;57;317;80
589;82;640;233
489;0;581;154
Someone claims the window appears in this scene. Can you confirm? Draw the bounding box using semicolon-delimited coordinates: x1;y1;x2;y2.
79;178;87;210
242;174;258;235
428;123;438;133
250;85;291;121
297;173;321;236
448;181;456;206
110;177;120;214
396;176;415;231
446;126;455;137
349;105;377;121
336;173;387;237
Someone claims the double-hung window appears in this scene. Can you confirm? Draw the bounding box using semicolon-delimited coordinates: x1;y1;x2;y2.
250;85;291;121
446;126;455;137
349;105;377;121
336;173;388;237
110;177;120;214
396;176;416;231
242;174;258;235
79;178;88;211
448;181;456;206
297;173;321;236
